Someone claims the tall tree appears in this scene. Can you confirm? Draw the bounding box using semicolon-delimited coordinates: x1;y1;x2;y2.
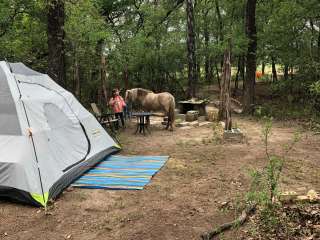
99;41;108;104
186;0;197;98
47;0;65;86
203;8;210;83
72;45;80;99
243;0;257;114
271;57;277;82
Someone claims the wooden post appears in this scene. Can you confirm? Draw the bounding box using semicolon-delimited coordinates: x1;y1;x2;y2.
219;39;232;130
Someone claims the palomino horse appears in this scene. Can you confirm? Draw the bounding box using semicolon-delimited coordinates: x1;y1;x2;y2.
125;88;175;131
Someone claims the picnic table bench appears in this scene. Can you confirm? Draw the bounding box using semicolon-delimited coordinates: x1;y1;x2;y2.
91;103;119;130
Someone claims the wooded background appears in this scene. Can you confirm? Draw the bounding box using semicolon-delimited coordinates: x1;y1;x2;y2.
1;0;319;113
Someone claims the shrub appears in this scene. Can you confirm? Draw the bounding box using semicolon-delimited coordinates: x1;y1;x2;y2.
310;80;320;111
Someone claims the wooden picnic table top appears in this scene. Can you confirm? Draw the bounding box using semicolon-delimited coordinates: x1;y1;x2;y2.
178;100;207;105
131;112;153;117
101;112;115;116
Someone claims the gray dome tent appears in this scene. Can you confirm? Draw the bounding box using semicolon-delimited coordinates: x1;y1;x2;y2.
0;61;120;207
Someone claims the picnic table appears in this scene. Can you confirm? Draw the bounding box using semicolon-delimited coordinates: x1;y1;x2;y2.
90;103;119;132
178;99;207;115
131;112;152;135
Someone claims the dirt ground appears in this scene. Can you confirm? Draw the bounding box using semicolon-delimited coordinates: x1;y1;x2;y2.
0;112;319;240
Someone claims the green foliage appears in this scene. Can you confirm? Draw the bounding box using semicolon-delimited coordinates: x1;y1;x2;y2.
256;0;320;112
0;0;47;70
0;0;319;107
64;0;110;103
310;81;320;111
310;81;320;95
246;118;300;230
258;74;271;83
211;121;223;144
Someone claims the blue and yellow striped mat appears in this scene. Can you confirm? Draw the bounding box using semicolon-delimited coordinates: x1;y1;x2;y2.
72;155;169;190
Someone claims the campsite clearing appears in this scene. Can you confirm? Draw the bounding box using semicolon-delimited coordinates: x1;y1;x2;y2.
0;115;319;240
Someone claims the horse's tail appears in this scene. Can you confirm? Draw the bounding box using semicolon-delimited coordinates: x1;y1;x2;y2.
168;97;175;127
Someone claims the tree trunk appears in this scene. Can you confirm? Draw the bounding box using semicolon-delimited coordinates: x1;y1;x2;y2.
215;0;224;88
100;43;108;105
233;56;241;96
186;0;197;98
318;30;320;80
197;59;201;84
318;30;320;62
205;55;210;83
271;57;278;82
47;0;65;87
208;56;214;84
215;0;224;44
243;0;257;114
241;56;245;92
215;63;221;90
123;63;129;90
204;12;210;83
73;51;80;99
262;61;265;75
284;64;289;80
218;40;232;130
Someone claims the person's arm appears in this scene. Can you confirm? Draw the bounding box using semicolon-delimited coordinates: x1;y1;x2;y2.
109;98;115;106
120;96;126;107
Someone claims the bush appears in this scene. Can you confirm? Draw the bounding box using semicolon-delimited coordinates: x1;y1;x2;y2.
310;81;320;111
246;118;300;231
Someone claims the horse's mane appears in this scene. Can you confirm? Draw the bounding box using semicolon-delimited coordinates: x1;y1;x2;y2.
135;88;153;97
136;88;153;93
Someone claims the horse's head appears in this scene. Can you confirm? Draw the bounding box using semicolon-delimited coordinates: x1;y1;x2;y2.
125;89;138;103
125;89;132;103
125;88;151;103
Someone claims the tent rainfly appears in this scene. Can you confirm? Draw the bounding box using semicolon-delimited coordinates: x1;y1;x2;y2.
0;61;120;207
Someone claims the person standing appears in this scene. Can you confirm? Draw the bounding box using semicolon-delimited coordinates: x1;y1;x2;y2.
109;89;126;128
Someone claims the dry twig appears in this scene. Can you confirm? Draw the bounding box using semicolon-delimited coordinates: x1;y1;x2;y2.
201;204;256;240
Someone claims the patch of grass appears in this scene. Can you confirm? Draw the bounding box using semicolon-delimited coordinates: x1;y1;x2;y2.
114;196;126;209
254;102;314;121
176;138;205;147
127;211;144;221
175;119;183;124
245;117;302;239
167;159;188;177
212;121;223;144
73;191;88;202
176;140;186;147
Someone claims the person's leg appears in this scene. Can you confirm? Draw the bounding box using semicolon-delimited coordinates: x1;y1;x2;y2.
128;103;132;119
123;106;127;120
115;113;120;130
119;112;125;128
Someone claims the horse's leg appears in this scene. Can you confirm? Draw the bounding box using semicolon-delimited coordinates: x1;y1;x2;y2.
169;120;174;131
166;115;173;131
165;111;170;130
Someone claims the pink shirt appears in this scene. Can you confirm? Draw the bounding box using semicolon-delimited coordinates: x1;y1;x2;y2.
109;95;126;113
